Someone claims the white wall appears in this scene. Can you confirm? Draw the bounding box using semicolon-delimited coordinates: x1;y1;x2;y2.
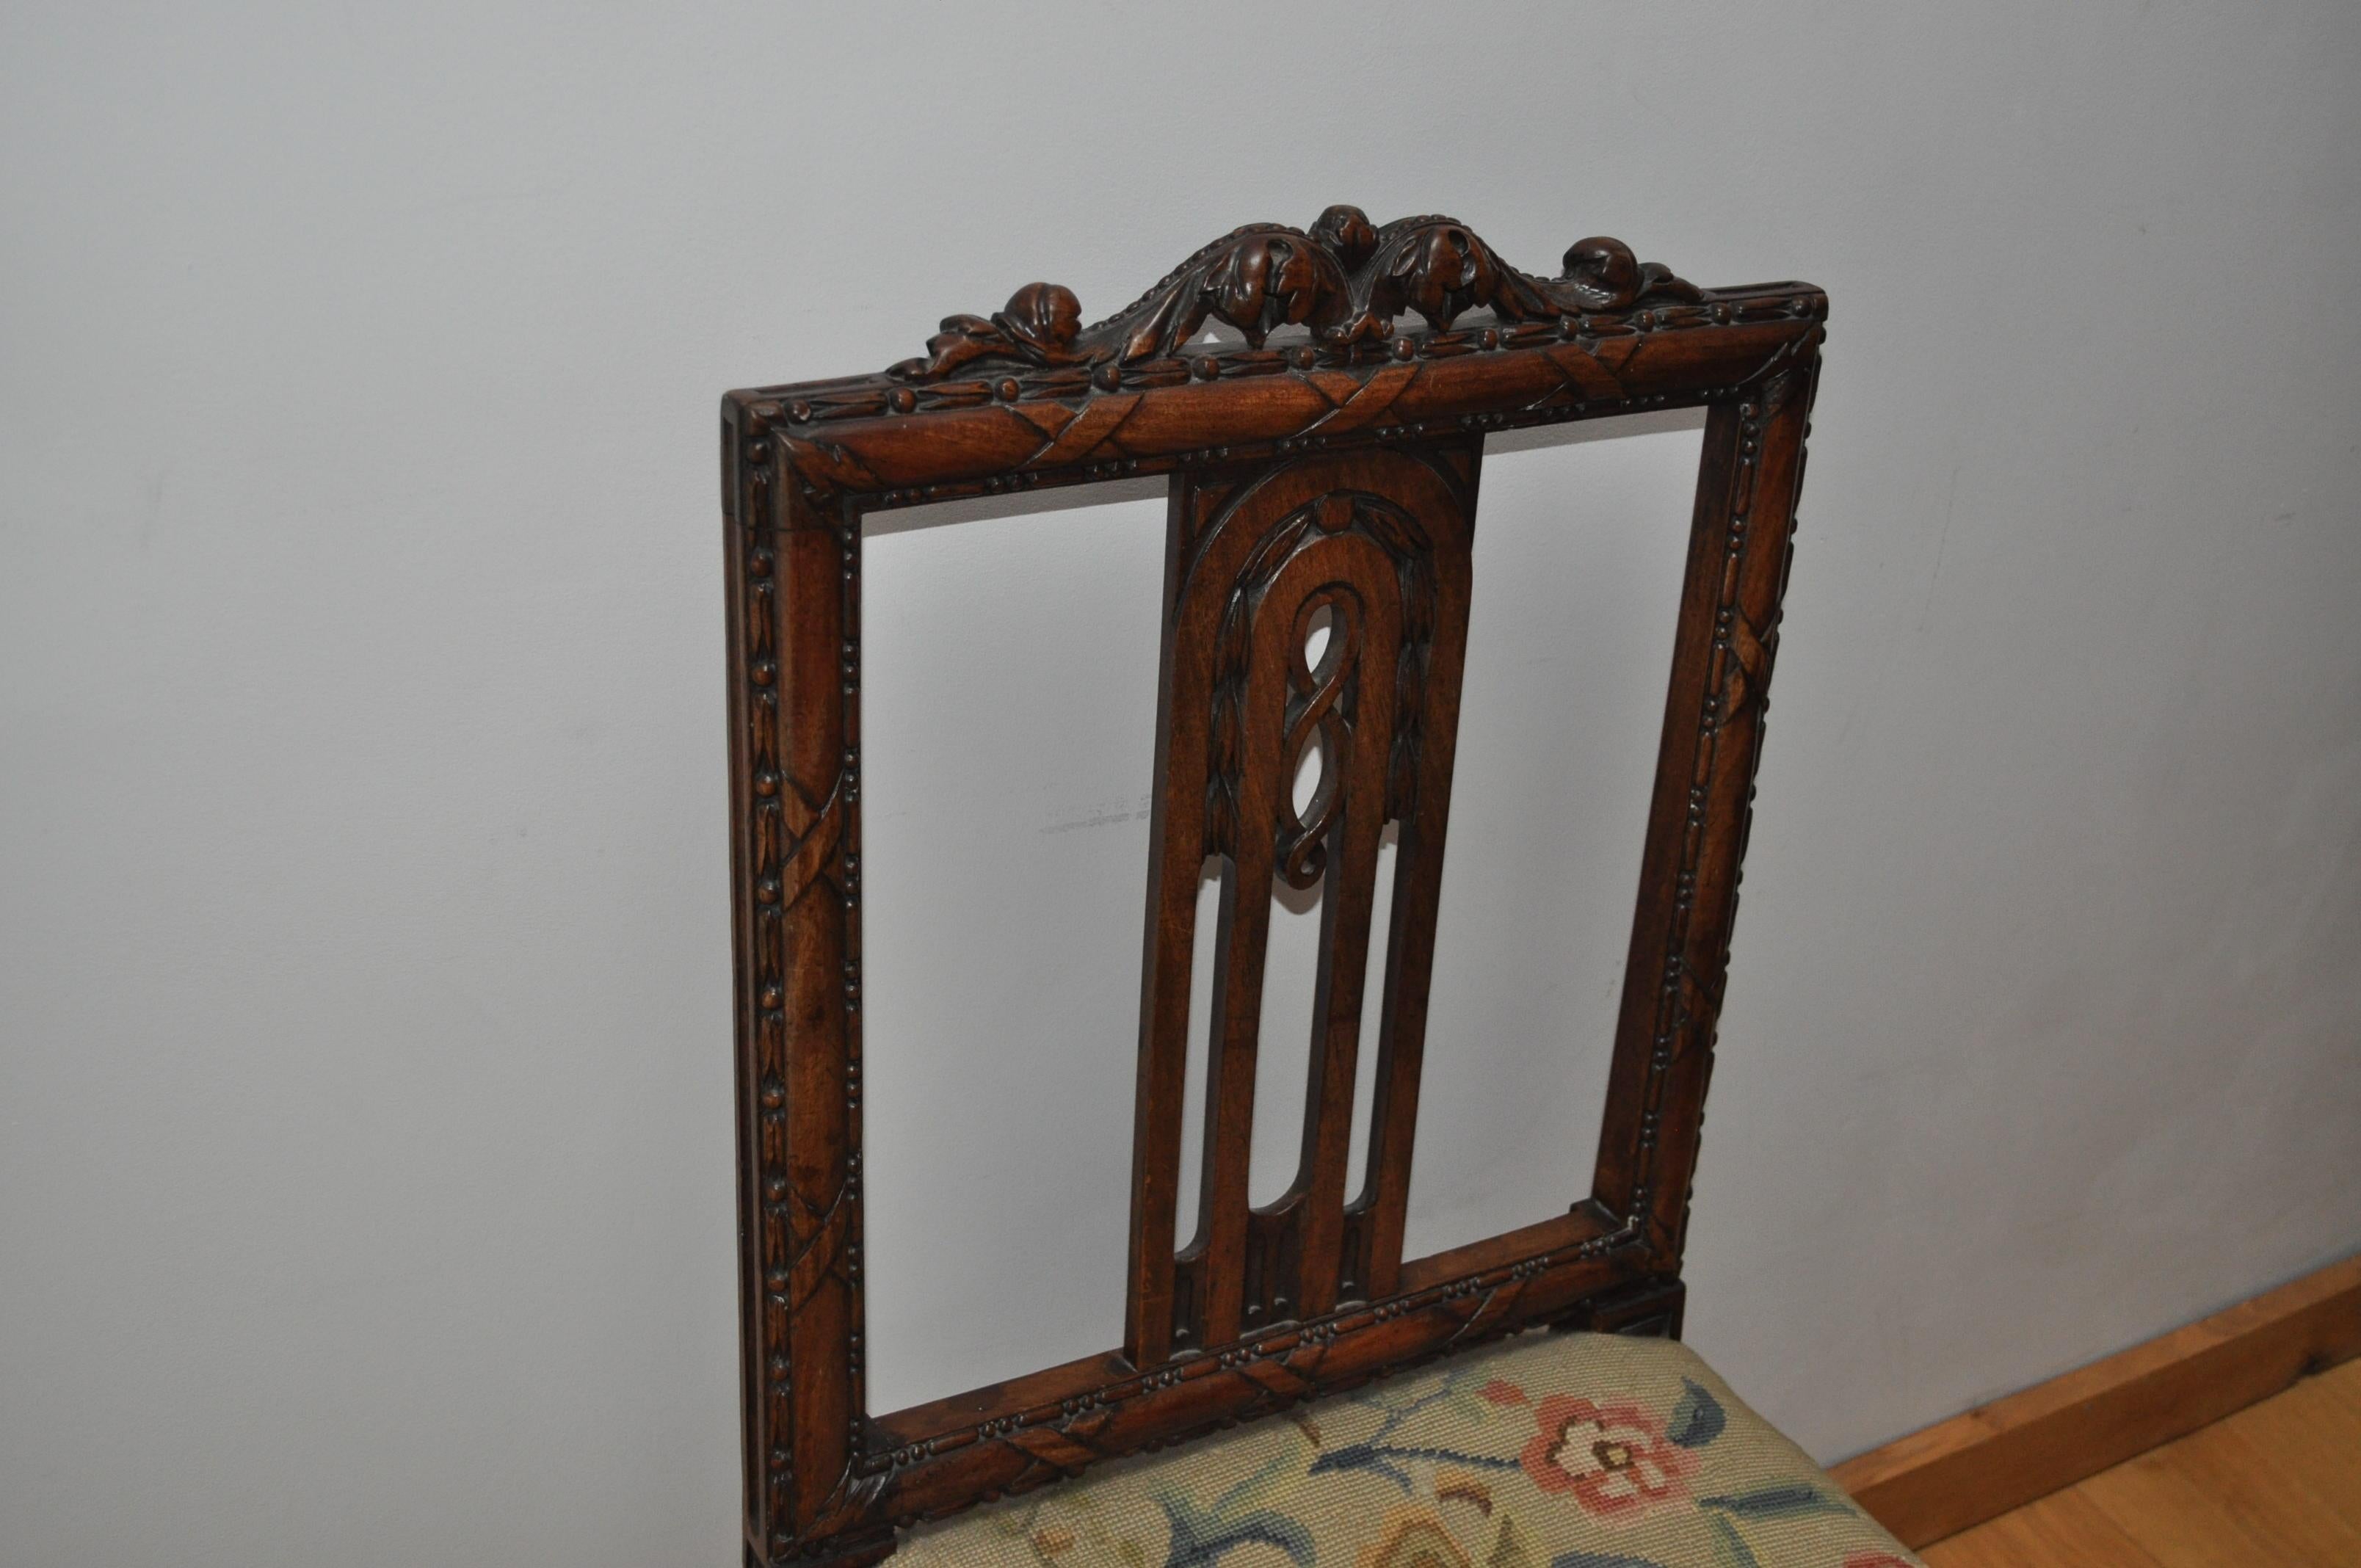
4;4;2357;1564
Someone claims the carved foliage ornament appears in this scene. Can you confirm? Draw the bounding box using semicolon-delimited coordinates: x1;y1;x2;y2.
890;206;1703;382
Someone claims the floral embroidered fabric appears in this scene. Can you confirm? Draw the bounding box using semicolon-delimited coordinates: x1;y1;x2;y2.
896;1331;1919;1567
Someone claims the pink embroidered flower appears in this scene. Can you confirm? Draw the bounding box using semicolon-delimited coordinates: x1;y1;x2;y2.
1517;1394;1698;1524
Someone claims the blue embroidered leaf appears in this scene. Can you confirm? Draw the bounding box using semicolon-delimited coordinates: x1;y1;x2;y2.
1551;1553;1674;1568
1306;1441;1518;1490
1698;1482;1855;1519
1667;1377;1727;1448
1155;1495;1316;1567
1215;1511;1316;1567
1211;1451;1294;1517
1304;1445;1411;1490
1705;1513;1762;1568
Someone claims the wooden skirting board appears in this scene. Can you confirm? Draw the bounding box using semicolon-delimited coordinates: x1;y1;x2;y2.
1830;1252;2361;1549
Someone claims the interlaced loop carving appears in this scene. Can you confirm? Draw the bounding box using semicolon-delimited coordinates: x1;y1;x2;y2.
1203;489;1439;868
1277;588;1359;889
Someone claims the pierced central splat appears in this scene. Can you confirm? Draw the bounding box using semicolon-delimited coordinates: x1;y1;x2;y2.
1128;443;1480;1364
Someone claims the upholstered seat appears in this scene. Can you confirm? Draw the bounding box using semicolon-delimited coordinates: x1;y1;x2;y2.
896;1331;1918;1568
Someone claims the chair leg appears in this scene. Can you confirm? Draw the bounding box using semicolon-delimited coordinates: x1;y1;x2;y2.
750;1525;896;1568
1551;1278;1687;1339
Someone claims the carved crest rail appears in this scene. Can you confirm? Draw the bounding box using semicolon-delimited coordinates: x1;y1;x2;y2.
723;206;1824;1567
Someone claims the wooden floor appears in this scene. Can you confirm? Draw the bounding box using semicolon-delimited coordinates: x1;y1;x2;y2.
1921;1357;2361;1566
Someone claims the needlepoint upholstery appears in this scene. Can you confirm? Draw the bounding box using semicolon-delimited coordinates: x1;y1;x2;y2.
896;1331;1919;1568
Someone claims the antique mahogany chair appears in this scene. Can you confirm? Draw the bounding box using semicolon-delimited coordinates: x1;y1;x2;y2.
722;208;1913;1567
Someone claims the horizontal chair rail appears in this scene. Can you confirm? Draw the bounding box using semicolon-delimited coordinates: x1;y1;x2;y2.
860;1240;1638;1529
727;283;1821;511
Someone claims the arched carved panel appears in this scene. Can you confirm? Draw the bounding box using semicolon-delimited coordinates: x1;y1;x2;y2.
1127;444;1479;1365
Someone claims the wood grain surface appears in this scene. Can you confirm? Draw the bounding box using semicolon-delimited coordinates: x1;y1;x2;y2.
1838;1252;2361;1551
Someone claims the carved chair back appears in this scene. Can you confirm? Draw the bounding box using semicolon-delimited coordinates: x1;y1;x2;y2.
722;206;1824;1567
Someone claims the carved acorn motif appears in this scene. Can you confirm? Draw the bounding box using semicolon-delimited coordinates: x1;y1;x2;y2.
892;280;1084;381
1562;235;1705;310
995;281;1083;359
1308;203;1379;269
